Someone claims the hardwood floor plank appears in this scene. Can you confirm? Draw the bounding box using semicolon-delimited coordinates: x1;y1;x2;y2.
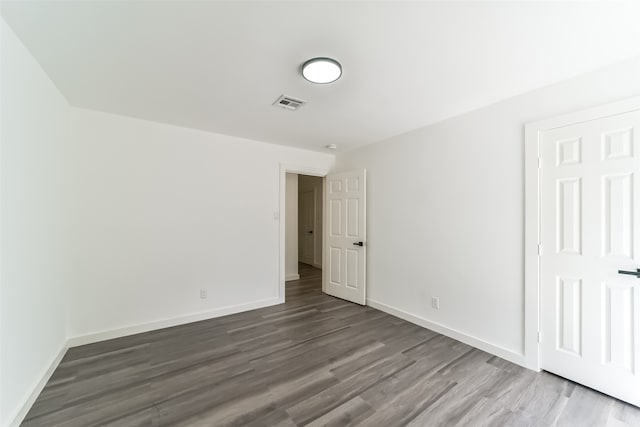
242;409;297;427
304;396;374;427
287;353;414;425
359;375;457;427
267;370;340;411
555;385;615;427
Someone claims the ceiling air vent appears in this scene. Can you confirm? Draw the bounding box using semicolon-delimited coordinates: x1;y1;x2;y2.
273;95;306;111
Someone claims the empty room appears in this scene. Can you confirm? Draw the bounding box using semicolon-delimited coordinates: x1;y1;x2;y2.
1;1;640;426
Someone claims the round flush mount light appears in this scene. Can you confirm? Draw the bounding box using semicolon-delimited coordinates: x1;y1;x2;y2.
325;144;337;150
301;57;342;84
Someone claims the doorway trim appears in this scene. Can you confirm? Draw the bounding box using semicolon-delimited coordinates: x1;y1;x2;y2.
524;96;640;371
279;163;330;303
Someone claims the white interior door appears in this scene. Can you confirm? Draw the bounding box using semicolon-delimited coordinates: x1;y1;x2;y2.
299;190;314;265
540;109;640;406
324;170;366;305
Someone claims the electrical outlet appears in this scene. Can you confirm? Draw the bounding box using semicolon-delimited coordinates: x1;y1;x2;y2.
431;296;440;309
200;289;207;299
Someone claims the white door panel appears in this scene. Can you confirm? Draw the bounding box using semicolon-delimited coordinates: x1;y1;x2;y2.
325;170;366;305
540;110;640;406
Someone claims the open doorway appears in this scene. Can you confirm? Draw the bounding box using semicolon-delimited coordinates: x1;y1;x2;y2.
280;167;366;305
284;173;323;295
298;175;323;269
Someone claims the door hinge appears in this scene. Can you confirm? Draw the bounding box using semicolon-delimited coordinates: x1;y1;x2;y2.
537;243;543;256
537;332;542;343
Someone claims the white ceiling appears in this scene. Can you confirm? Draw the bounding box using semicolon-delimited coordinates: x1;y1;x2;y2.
2;1;640;152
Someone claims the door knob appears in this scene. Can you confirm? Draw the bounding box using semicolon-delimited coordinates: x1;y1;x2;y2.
353;241;363;247
618;268;640;278
308;230;313;234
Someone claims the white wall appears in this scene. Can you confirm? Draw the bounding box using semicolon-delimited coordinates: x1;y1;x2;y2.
298;175;323;268
68;109;333;339
336;56;640;363
0;18;71;426
1;17;334;424
285;173;299;281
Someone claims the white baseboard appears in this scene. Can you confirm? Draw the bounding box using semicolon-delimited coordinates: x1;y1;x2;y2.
67;297;281;347
9;343;68;427
10;296;524;427
285;274;300;281
366;298;527;368
10;297;282;426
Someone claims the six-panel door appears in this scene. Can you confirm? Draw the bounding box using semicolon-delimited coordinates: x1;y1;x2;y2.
540;110;640;406
324;170;366;305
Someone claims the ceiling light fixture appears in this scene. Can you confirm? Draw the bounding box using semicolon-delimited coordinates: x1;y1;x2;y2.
326;144;337;150
302;57;342;84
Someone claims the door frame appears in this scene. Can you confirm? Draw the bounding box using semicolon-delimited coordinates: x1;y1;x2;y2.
524;96;640;371
279;164;329;303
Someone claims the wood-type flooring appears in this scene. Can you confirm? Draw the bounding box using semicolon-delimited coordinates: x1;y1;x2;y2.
22;264;640;426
